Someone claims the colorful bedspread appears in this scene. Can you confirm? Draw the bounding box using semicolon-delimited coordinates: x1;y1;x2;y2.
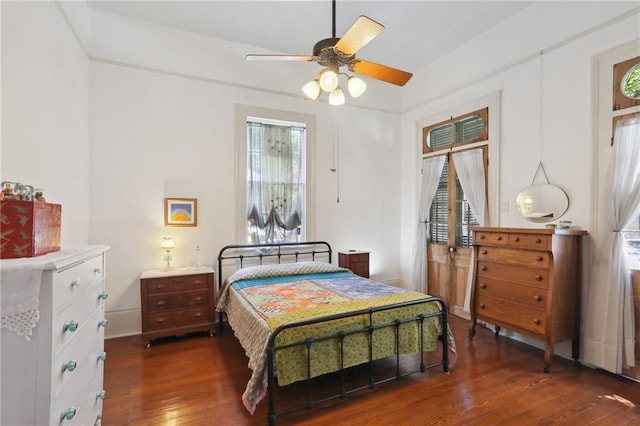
216;262;457;414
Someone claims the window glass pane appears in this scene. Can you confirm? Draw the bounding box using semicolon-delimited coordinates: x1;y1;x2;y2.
622;63;640;100
455;179;479;247
428;115;485;149
429;157;449;244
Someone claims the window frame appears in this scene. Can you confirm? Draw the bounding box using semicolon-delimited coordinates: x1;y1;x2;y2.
235;105;316;244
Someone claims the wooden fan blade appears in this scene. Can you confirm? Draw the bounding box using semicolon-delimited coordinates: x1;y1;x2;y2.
334;16;384;56
350;59;413;86
246;54;316;61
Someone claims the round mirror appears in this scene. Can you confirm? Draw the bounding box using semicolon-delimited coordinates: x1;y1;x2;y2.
515;184;569;223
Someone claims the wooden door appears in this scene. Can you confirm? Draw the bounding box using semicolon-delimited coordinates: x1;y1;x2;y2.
427;243;471;320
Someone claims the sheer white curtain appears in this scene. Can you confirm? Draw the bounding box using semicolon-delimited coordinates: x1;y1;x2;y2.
246;122;303;243
411;156;446;293
452;149;490;312
600;118;640;372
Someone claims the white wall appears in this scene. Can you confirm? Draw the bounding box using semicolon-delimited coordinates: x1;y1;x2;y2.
399;2;640;360
88;10;402;336
1;1;91;245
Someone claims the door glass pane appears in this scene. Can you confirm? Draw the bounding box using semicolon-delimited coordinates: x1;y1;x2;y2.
429;157;449;244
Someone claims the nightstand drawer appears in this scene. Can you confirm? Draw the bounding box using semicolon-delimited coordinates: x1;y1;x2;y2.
147;290;210;312
145;273;210;295
145;306;212;331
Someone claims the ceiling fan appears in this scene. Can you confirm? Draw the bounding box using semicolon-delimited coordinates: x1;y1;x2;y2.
246;0;413;105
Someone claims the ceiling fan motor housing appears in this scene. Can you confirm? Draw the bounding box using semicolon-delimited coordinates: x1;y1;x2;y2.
313;37;355;68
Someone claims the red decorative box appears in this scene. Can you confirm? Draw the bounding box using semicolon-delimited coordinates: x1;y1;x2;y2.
0;199;61;259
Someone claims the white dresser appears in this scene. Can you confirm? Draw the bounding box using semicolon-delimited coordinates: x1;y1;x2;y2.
0;245;109;425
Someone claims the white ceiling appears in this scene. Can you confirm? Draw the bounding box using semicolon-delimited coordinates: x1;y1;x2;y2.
86;0;534;74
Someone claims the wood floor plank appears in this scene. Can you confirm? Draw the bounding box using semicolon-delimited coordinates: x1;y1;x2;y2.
103;316;640;425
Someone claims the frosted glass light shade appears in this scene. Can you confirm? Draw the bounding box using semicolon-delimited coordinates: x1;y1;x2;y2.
329;88;345;106
319;70;339;92
347;77;367;97
302;80;321;100
161;236;175;250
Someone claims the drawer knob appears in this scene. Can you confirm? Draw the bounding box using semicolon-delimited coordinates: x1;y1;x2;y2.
71;279;80;288
62;360;77;373
481;266;487;271
479;235;485;240
98;319;108;328
96;390;107;400
533;318;541;325
534;295;542;302
94;267;102;274
479;303;485;309
60;408;77;421
480;283;487;289
535;238;541;243
514;237;520;242
63;320;79;333
535;256;543;262
98;292;109;300
97;352;107;362
534;275;543;281
481;250;488;255
496;236;502;241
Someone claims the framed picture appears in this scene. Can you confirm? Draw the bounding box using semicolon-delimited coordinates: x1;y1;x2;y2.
164;198;197;227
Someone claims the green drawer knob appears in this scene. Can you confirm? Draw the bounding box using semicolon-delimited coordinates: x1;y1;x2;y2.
98;319;108;328
60;407;76;421
97;352;107;362
98;292;109;300
96;390;107;400
63;320;78;333
62;360;77;373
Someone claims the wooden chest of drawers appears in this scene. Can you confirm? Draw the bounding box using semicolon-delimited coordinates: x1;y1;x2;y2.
140;267;215;346
1;245;109;425
468;227;586;372
338;250;370;278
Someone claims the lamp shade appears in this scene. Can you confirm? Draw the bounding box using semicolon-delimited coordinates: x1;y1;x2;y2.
161;236;175;250
347;77;367;98
319;69;339;92
302;80;321;100
329;88;345;106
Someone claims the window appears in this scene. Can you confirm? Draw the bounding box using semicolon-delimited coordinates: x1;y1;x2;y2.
423;108;489;248
235;105;315;244
612;57;640;266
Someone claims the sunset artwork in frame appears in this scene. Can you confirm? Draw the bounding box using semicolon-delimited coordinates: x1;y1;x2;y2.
164;198;197;227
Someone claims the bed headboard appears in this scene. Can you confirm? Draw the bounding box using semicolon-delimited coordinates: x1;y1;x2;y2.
216;241;332;290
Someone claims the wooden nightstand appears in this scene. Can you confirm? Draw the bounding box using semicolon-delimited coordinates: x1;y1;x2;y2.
139;267;215;347
338;250;370;278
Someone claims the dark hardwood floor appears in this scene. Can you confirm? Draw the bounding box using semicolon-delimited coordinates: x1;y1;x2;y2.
103;316;640;425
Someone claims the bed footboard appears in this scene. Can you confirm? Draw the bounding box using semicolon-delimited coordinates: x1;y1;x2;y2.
265;296;450;425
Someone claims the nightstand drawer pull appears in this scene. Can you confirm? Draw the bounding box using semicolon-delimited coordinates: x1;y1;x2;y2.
534;275;543;281
96;390;107;400
98;352;107;362
481;250;488;255
535;238;541;243
514;237;520;242
535;256;543;262
98;319;108;328
98;292;109;300
496;236;503;241
479;283;487;289
534;295;542;302
63;320;79;333
60;408;76;421
62;360;77;373
480;266;487;271
533;319;541;325
479;303;485;309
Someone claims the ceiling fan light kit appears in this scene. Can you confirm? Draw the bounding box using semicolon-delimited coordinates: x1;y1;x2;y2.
247;0;412;106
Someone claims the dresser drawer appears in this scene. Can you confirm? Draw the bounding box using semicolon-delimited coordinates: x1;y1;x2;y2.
477;246;550;269
145;306;212;331
509;233;552;251
475;277;547;309
53;308;104;398
145;273;210;295
475;295;546;336
147;290;210;312
474;231;509;246
53;361;104;426
53;254;105;314
477;261;549;288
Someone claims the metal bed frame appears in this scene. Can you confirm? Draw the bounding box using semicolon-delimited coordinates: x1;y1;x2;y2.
217;241;450;425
